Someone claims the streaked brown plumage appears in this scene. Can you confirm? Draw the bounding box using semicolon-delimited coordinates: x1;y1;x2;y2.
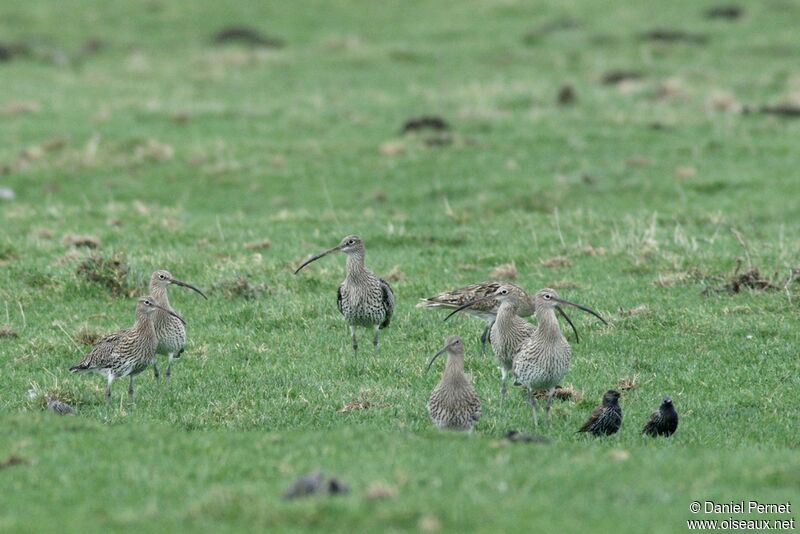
149;270;207;381
417;282;535;355
444;284;582;410
69;296;185;403
426;336;481;432
295;235;394;354
513;288;607;427
578;390;623;436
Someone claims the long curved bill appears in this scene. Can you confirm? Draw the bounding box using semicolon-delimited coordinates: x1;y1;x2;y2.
556;306;581;343
294;245;340;275
153;303;187;326
553;297;607;325
443;295;494;322
170;278;208;300
426;346;448;372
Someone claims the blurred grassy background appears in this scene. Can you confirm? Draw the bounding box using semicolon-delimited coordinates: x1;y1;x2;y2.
1;1;798;532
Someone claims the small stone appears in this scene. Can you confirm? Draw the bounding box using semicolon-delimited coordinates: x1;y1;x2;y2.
0;187;15;201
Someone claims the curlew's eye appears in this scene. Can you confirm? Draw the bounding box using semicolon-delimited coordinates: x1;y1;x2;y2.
159;274;166;279
544;294;551;300
348;240;355;245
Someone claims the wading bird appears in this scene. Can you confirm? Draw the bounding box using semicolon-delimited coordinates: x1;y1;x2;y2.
294;235;394;355
149;270;207;381
445;285;580;410
578;390;623;436
69;297;185;403
642;396;678;437
426;336;481;432
417;282;536;356
512;288;607;427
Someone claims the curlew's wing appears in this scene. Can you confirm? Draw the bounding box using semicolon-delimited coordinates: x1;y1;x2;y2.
417;282;503;312
336;284;344;316
379;278;394;329
470;394;482;424
70;329;128;372
578;405;605;433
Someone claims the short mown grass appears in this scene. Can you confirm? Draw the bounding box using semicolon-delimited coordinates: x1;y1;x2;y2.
1;0;799;532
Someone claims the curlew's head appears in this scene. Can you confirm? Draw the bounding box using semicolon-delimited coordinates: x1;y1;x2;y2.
294;235;365;274
150;270;208;299
337;235;364;254
534;288;607;326
137;295;186;325
426;335;464;371
602;390;621;406
491;284;523;303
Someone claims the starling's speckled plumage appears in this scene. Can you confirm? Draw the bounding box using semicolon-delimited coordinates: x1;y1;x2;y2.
295;235;394;354
427;336;481;432
149;270;207;381
642;396;678;437
578;390;623;436
417;282;535;355
69;297;185;403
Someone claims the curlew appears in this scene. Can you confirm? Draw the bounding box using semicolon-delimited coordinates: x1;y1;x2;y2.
417;282;536;356
642;396;678;437
426;336;481;432
294;235;394;354
69;296;185;403
149;270;207;381
444;284;580;409
578;390;623;436
512;288;607;427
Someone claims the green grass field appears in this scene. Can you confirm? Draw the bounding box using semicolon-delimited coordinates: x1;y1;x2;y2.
1;1;799;531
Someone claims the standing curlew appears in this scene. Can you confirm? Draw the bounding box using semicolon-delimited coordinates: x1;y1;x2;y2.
642;396;678;437
444;285;580;409
512;288;607;427
294;235;394;355
69;296;185;403
149;270;207;381
417;282;536;356
426;336;481;432
578;390;623;436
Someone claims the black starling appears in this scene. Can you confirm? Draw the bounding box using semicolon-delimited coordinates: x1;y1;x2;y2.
642;396;679;437
578;390;623;436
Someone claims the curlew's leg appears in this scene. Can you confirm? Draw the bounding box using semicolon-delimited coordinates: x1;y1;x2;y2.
480;325;490;357
499;367;508;410
544;387;556;423
349;326;358;354
166;353;174;381
105;375;114;404
128;376;135;400
153;360;160;382
527;388;539;428
372;325;380;354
